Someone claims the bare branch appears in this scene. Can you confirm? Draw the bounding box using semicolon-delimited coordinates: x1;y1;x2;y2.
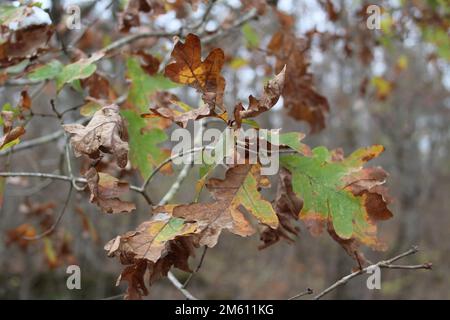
167;271;198;300
288;288;314;300
102;31;180;54
312;246;431;300
183;246;208;289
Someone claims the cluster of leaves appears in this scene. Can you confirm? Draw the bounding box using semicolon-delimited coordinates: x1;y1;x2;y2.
0;1;413;299
100;34;392;299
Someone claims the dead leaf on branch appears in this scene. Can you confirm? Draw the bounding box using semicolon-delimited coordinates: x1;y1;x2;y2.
85;168;136;214
169;164;279;247
105;212;198;261
234;66;286;127
105;212;198;299
0;5;53;68
164;33;226;110
63;103;129;168
142;91;217;128
259;168;302;249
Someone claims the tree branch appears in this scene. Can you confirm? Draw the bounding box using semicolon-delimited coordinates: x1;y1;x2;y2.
167;271;198;300
312;246;432;300
288;288;313;300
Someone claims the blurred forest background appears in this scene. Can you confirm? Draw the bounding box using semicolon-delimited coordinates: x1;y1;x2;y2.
0;0;449;299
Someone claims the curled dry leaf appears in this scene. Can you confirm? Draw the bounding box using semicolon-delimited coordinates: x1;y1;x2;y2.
164;33;226;109
0;5;53;67
81;73;116;101
134;50;160;76
259;168;302;249
85;168;136;214
142;91;213;128
63;103;129;168
235;66;286;126
280;145;393;263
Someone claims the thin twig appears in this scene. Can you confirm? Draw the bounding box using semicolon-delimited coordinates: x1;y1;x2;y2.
23;184;73;240
102;31;180;54
183;246;208;289
288;288;313;300
140;146;212;192
312;246;431;300
167;271;198;300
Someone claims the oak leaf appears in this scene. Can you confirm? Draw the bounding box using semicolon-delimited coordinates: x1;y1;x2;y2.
85;168;136;214
0;5;53;68
142;92;213;128
280;145;393;261
105;212;198;299
235;66;286;126
164;33;226;109
171;164;279;247
63;104;129;168
105;212;198;261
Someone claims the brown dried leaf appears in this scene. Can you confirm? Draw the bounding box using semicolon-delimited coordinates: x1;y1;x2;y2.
170;164;279;247
259;168;302;249
63;104;129;168
85;168;136;214
0;6;53;67
235;66;286;126
142;92;213;128
164;33;226;109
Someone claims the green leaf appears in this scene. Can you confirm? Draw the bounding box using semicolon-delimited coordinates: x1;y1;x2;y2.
126;57;178;112
122;110;168;179
28;60;63;82
242;23;260;48
56;52;104;92
234;165;278;228
267;131;310;155
280;145;385;239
